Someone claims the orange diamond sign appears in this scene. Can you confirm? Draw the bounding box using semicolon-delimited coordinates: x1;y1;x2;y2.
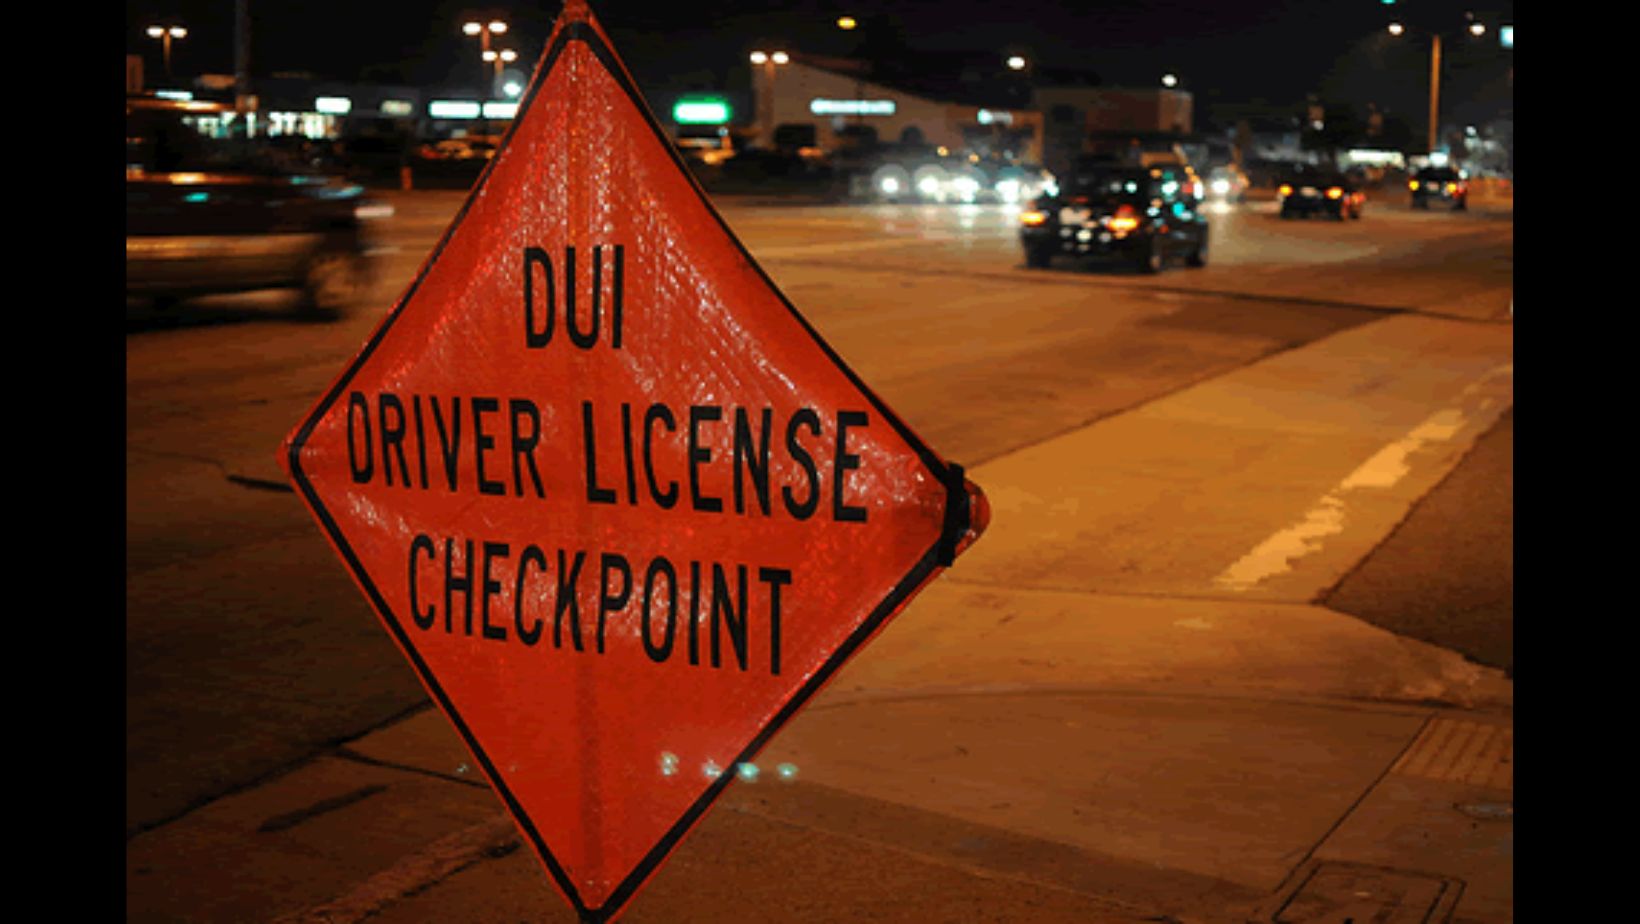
281;2;985;920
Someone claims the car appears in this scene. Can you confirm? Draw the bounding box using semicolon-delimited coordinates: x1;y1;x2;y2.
126;95;383;316
418;136;499;160
1206;163;1250;203
1277;168;1364;220
1018;161;1209;273
1409;166;1469;210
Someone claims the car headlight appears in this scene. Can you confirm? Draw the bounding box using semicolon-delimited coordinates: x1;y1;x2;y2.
995;178;1021;203
1210;178;1230;196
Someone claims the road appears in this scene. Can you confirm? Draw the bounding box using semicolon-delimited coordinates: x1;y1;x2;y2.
126;187;1513;921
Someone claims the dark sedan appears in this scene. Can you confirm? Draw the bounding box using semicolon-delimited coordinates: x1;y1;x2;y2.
126;95;383;317
1409;167;1469;210
1278;170;1365;220
1019;161;1209;273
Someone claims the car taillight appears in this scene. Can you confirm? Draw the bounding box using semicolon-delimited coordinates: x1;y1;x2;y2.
1107;204;1139;233
1020;209;1048;226
1278;184;1293;197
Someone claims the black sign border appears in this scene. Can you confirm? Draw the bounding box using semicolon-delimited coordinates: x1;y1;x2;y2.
287;11;963;922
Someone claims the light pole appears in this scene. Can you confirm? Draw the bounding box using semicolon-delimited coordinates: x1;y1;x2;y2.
1388;15;1488;156
482;47;519;98
749;49;788;148
145;25;188;84
463;19;509;99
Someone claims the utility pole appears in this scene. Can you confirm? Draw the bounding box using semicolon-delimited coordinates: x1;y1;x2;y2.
235;0;254;115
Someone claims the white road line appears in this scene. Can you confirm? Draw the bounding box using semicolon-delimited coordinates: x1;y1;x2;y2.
1212;363;1513;592
751;234;955;259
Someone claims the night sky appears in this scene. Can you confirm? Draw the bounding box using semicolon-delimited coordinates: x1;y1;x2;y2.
125;0;1514;129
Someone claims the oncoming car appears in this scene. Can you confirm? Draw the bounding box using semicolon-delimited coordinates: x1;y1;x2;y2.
126;95;384;316
1018;161;1209;273
1277;168;1364;220
1207;164;1250;203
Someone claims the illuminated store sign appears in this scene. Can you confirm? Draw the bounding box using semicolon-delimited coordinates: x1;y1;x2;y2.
809;98;896;116
673;98;732;124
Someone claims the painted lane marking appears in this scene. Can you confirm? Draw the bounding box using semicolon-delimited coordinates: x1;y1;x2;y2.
752;234;957;259
1212;363;1512;592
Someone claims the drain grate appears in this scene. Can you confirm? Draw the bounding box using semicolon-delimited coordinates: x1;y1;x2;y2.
1268;861;1463;923
1390;717;1512;791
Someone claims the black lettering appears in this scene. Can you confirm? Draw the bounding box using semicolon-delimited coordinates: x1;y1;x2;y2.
515;545;546;646
409;534;435;629
833;410;869;522
711;563;749;670
610;244;624;349
620;402;638;505
555;549;586;651
347;391;373;483
430;395;462;492
733;407;773;515
378;392;410;488
644;404;678;509
688;560;702;665
480;542;509;641
472;397;504;496
759;567;791;675
509;399;545;499
582;402;617;504
597;553;632;654
566;245;601;349
783;408;821;519
689;405;723;513
641;556;677;663
444;537;474;635
524;246;554;348
411;395;429;489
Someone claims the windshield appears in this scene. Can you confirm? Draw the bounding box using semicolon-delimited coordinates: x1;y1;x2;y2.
1064;170;1151;202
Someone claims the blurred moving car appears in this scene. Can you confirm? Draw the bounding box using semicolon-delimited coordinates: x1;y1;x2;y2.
1207;164;1250;203
1018;160;1209;273
865;147;1054;204
1277;168;1365;220
675;127;737;167
418;135;499;160
126;95;384;316
1409;166;1469;210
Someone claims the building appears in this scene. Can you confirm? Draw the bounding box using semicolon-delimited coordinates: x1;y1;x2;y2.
751;51;1194;178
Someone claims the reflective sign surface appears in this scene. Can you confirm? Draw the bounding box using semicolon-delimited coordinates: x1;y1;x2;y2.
282;3;983;920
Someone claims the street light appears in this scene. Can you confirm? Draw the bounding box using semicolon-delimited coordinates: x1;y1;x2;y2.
1388;15;1489;156
463;19;509;98
145;24;187;82
1006;55;1027;71
482;47;519;97
749;48;789;146
1161;72;1179;88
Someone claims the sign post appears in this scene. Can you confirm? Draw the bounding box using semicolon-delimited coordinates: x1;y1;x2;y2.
281;2;985;920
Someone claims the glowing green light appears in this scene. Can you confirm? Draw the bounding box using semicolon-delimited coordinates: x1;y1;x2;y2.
736;762;760;782
673;98;731;125
776;762;798;781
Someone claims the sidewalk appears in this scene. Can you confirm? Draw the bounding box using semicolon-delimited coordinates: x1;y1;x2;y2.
128;303;1513;923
